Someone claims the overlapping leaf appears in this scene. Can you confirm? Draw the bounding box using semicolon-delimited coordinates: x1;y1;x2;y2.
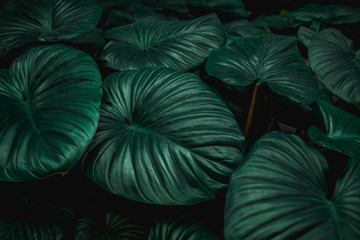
0;0;102;49
225;131;360;240
187;0;250;17
0;44;102;181
308;98;360;156
82;67;244;205
309;28;360;108
206;34;319;104
102;14;226;71
149;213;220;240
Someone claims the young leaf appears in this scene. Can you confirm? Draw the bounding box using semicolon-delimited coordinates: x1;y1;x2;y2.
224;131;360;240
149;213;220;240
0;0;102;49
308;98;360;156
0;44;102;181
82;67;244;205
308;28;360;108
206;34;319;104
102;14;226;71
287;4;360;25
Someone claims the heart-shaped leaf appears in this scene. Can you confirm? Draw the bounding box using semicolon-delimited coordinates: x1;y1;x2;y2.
0;0;102;49
101;14;226;71
309;28;360;108
308;98;360;156
149;213;220;240
287;4;360;25
206;34;319;104
224;131;360;240
0;44;102;181
82;67;244;205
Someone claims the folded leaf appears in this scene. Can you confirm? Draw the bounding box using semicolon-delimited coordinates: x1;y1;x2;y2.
225;131;360;240
83;67;244;205
0;0;102;49
102;14;226;71
309;28;360;108
308;98;360;156
0;44;102;181
206;34;319;104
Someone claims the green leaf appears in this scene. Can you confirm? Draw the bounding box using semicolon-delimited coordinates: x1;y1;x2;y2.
102;14;226;71
82;67;244;205
206;34;319;104
308;28;360;108
287;4;360;25
0;0;102;49
224;20;267;39
297;25;317;47
149;213;220;240
224;131;360;240
308;98;360;156
252;14;292;30
0;201;74;240
75;211;147;240
187;0;250;17
0;44;102;181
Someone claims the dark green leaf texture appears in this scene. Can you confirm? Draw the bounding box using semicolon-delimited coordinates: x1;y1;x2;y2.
83;67;244;205
0;44;102;181
308;98;360;156
102;14;226;71
0;203;74;240
287;4;360;25
149;213;220;240
297;25;317;48
206;34;319;104
309;28;360;108
0;0;102;49
75;211;147;240
224;131;360;240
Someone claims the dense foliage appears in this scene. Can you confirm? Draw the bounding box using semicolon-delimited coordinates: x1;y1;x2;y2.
0;0;359;239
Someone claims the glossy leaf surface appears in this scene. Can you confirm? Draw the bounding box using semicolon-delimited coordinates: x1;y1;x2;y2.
149;214;220;240
206;34;319;104
287;4;360;25
0;44;102;181
0;0;102;49
308;98;360;156
225;131;360;240
102;14;226;71
83;67;244;205
309;28;360;108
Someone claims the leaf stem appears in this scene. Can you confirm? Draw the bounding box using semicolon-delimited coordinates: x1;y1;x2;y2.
244;83;259;140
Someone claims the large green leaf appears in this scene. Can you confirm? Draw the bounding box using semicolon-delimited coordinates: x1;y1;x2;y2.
309;28;360;108
287;4;360;25
82;67;244;205
0;44;102;181
187;0;250;17
206;34;319;104
0;0;102;49
149;213;220;240
308;98;360;156
101;14;226;71
75;211;147;240
224;131;360;240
